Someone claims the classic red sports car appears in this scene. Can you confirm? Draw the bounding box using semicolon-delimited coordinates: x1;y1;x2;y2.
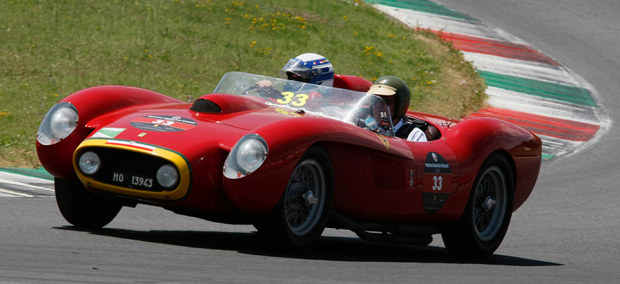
36;72;541;259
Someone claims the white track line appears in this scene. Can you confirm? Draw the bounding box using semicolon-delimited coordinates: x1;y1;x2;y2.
485;87;600;124
0;178;54;192
0;187;34;198
462;52;578;85
373;4;528;44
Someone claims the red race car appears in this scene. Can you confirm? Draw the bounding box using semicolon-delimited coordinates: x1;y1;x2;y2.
36;72;541;259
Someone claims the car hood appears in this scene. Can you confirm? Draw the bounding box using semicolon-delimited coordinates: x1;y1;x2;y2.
84;99;306;158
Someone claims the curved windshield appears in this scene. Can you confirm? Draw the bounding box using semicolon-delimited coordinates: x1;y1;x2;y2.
213;72;394;137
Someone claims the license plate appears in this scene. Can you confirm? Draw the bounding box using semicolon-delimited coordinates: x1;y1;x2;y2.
111;171;154;189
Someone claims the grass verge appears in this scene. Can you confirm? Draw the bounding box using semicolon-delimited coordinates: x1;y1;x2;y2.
0;0;485;168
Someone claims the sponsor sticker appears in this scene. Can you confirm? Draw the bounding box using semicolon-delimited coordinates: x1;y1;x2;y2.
424;152;451;174
422;152;452;213
130;115;197;132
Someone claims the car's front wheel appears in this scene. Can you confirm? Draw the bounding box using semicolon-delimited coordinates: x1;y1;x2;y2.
55;177;122;229
441;154;514;259
254;146;334;247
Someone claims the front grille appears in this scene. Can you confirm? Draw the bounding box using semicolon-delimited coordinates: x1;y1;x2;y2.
84;147;178;192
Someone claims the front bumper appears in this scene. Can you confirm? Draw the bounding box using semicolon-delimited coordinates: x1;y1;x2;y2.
73;139;191;200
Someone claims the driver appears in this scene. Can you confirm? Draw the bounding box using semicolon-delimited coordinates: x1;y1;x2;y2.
254;53;334;109
367;76;438;142
280;53;335;86
255;53;334;90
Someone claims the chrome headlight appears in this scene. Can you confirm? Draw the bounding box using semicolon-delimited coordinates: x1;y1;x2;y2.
223;134;268;179
78;151;101;175
37;102;78;145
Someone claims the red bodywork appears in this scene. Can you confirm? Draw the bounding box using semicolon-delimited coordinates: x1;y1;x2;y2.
37;74;541;226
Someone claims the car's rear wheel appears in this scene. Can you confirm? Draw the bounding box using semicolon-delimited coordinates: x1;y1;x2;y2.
254;146;334;247
55;177;122;229
441;154;514;259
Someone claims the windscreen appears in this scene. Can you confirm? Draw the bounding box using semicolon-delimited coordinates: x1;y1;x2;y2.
213;72;394;137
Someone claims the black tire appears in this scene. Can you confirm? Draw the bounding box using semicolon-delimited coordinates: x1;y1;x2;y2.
55;177;122;229
254;146;334;247
441;154;514;260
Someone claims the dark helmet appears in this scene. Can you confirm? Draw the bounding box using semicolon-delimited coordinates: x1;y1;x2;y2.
279;53;334;86
368;76;411;120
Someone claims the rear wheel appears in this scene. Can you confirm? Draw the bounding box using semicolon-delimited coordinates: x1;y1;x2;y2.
55;177;122;229
254;146;334;247
442;154;514;259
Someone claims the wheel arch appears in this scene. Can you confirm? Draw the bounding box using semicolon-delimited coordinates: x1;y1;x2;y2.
446;117;541;212
223;138;336;215
223;116;403;215
37;86;182;178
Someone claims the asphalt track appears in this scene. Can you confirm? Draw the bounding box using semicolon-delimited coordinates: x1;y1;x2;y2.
2;1;619;283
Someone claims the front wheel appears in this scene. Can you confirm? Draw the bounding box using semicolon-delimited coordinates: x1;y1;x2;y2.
55;177;122;229
442;154;514;259
254;146;334;247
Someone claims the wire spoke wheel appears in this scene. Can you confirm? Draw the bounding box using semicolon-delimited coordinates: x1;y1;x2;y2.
253;146;333;247
284;159;326;237
472;166;507;242
441;154;513;259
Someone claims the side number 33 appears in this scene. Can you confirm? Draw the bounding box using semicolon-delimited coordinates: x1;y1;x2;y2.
432;176;443;191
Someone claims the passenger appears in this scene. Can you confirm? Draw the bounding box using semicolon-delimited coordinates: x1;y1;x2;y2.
368;76;438;142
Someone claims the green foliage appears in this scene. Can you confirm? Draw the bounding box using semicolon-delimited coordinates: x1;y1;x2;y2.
0;0;485;167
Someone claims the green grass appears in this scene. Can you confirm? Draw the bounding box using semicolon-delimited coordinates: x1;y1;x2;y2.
0;0;486;168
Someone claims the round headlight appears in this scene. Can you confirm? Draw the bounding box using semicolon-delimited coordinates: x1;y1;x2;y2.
78;151;101;175
37;102;79;145
156;164;178;189
236;138;268;173
223;134;268;179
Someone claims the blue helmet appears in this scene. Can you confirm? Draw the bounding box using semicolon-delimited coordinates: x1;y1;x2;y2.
279;53;334;86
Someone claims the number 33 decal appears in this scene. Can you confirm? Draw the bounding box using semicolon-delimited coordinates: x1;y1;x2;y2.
277;92;309;107
432;176;443;191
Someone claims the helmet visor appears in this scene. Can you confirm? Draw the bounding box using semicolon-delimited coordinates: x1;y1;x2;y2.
368;84;397;96
279;59;313;82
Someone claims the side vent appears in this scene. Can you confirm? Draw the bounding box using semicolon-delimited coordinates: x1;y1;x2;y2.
190;99;222;113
